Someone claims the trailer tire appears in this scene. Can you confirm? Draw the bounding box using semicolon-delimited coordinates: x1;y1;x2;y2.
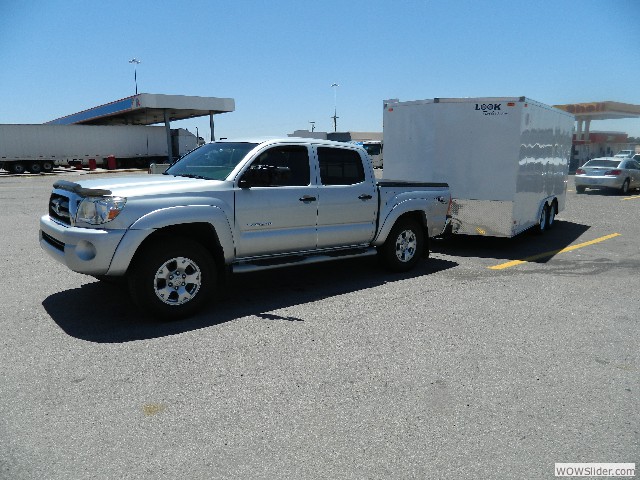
27;162;42;174
10;162;26;175
536;204;548;235
128;238;216;320
546;201;557;229
380;218;424;272
42;161;54;173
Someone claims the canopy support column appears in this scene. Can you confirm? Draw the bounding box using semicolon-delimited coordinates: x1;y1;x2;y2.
164;109;172;163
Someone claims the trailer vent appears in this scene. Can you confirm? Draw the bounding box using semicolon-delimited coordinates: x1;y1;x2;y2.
49;193;71;226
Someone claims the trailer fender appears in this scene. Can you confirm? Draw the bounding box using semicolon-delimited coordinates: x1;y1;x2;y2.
107;205;235;275
536;196;557;223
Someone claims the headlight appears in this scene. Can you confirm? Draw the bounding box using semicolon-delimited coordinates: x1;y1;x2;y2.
76;196;127;225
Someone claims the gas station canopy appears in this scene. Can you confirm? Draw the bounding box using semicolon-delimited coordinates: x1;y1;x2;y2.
46;93;235;126
553;101;640;121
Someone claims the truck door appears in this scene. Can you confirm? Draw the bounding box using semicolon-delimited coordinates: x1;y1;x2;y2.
234;145;318;258
315;146;378;248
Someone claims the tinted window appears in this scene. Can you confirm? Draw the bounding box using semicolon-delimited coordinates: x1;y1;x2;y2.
363;143;382;156
318;147;365;185
243;145;310;187
583;159;620;168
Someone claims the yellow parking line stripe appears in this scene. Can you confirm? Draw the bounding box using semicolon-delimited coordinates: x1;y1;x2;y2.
489;233;621;270
622;195;640;201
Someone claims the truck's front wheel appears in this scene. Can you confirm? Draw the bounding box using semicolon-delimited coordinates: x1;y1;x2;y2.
380;218;424;272
128;239;216;320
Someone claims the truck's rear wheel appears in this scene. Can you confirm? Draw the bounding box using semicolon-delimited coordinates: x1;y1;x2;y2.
42;161;54;173
10;162;26;174
27;162;42;174
128;238;216;320
380;218;424;272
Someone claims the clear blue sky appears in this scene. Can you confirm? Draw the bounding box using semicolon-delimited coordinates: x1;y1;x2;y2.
1;0;639;141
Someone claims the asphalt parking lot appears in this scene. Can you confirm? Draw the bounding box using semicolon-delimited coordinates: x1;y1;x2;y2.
1;171;638;479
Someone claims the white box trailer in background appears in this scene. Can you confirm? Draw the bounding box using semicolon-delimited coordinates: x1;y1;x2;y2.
0;124;198;174
383;97;575;237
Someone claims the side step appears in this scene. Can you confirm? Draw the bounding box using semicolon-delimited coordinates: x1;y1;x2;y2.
232;247;377;274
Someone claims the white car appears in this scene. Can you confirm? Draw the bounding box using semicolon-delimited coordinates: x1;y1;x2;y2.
575;157;640;194
613;150;635;159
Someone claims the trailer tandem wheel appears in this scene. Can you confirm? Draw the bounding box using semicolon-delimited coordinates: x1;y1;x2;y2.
10;162;26;174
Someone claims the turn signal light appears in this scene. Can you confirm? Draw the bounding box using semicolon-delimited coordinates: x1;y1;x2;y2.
604;169;621;176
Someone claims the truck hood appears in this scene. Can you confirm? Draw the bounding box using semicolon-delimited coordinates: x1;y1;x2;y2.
54;174;229;198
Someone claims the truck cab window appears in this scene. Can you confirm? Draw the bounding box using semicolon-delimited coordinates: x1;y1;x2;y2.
318;147;365;185
242;145;310;187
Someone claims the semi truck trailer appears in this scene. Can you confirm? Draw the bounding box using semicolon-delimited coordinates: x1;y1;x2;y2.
383;96;575;237
0;124;198;174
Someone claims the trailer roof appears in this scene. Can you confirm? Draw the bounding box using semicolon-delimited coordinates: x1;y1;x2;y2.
553;101;640;121
45;93;235;126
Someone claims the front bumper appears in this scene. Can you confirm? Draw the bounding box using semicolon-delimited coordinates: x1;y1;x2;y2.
39;215;127;275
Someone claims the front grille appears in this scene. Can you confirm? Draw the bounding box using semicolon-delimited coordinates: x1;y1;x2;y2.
49;193;71;225
42;231;65;251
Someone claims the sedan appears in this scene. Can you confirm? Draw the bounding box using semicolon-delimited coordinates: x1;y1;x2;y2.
575;157;640;194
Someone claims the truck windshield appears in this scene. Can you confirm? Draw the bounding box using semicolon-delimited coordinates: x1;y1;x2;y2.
165;142;258;180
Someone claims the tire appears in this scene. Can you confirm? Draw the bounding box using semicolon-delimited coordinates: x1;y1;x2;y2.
380;218;424;272
10;162;26;174
546;201;557;230
576;186;586;194
128;238;216;320
27;162;42;174
536;204;548;235
621;179;630;195
42;161;54;173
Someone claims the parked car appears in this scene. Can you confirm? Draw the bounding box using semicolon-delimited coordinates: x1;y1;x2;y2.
575;157;640;194
613;150;635;159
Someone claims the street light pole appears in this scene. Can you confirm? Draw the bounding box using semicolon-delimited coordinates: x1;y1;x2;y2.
129;58;141;95
331;83;339;132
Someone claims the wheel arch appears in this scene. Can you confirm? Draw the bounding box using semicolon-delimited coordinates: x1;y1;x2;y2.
107;206;235;276
375;208;429;256
128;223;227;277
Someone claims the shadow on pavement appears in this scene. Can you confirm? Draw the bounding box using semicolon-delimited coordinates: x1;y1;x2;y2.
430;220;591;262
42;256;457;343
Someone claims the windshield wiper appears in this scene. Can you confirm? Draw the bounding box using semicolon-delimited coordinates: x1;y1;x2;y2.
175;173;210;180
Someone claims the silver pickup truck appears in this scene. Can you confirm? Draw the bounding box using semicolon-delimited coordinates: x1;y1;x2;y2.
40;138;450;319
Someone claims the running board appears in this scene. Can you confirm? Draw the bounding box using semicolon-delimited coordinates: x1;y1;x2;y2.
232;247;377;273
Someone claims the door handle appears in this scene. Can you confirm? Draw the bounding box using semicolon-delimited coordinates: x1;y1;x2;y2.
299;195;317;202
436;196;448;204
358;194;373;200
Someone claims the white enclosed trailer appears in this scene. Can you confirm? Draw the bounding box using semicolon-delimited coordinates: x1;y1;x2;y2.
0;124;197;174
383;97;574;237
